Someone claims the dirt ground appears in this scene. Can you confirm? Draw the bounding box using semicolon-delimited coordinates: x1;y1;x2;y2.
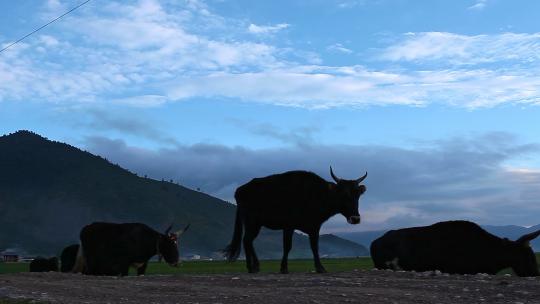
1;270;540;304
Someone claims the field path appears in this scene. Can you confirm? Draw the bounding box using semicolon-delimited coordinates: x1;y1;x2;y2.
1;270;540;303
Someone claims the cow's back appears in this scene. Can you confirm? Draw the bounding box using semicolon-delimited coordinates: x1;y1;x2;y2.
80;222;157;274
235;171;329;228
372;221;504;274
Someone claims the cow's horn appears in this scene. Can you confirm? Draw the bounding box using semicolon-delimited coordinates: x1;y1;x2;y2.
165;224;173;235
330;166;341;183
175;224;191;237
356;172;368;184
516;229;540;245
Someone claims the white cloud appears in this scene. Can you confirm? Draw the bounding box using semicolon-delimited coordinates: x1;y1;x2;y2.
381;32;540;64
337;0;366;9
166;66;540;109
0;0;282;103
3;2;540;109
468;0;488;10
327;43;353;54
248;23;289;35
43;0;68;17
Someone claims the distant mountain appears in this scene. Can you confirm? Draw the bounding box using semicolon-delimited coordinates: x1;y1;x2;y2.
255;232;368;259
337;223;540;253
0;130;366;258
337;230;387;253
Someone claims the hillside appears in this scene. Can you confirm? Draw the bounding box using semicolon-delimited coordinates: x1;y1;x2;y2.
0;130;367;258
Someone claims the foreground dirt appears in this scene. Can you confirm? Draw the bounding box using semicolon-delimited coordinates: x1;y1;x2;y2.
1;270;540;304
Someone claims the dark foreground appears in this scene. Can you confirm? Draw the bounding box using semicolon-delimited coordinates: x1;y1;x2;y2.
1;270;540;304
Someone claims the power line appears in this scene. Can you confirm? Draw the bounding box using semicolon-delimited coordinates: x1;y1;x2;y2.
0;0;92;54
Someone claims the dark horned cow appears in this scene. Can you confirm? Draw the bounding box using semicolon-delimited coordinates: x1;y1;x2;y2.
370;220;540;277
73;222;189;276
60;244;80;273
224;167;367;273
29;257;58;272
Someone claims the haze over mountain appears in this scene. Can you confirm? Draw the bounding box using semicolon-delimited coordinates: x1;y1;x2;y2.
0;130;367;258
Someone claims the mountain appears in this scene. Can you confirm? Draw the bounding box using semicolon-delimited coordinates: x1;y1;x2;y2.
337;224;540;252
337;230;387;253
0;130;367;258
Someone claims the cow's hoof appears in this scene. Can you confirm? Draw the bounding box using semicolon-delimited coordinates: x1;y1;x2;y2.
280;268;289;274
316;267;327;274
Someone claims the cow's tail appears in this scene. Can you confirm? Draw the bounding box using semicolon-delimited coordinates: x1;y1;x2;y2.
223;207;243;262
71;242;86;273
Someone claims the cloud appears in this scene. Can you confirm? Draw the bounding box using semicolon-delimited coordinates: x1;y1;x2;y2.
468;0;488;10
327;43;353;54
248;23;289;35
166;66;540;108
0;0;282;103
381;32;540;64
226;119;320;147
83;132;540;231
43;0;68;18
3;2;540;109
336;0;366;9
75;109;179;145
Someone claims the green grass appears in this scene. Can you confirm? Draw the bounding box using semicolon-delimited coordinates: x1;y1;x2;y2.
0;258;372;275
2;253;539;276
0;262;28;274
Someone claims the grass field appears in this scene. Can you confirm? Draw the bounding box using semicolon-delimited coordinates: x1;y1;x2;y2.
0;258;373;275
2;254;540;276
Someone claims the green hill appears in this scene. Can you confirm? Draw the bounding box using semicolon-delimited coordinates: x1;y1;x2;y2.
0;130;367;258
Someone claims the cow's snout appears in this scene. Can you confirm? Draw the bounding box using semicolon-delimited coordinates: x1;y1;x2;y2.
347;216;361;224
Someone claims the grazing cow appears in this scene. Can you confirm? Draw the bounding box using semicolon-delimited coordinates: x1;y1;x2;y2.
224;167;368;273
29;257;58;272
73;222;189;276
60;244;80;273
370;220;540;277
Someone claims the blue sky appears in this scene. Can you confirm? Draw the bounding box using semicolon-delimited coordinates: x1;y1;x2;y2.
2;0;540;231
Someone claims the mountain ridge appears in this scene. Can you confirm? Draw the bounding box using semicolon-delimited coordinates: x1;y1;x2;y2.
0;130;368;258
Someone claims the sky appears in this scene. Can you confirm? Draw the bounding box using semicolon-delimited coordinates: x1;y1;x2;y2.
2;0;540;232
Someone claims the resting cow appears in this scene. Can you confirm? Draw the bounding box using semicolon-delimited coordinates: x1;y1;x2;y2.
224;167;368;273
73;222;189;276
370;220;540;276
60;244;80;272
29;257;58;272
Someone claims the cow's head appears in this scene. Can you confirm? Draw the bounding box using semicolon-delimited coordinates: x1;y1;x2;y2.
330;166;367;225
159;224;190;266
511;230;540;277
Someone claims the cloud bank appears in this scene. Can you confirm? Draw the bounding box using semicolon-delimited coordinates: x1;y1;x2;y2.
84;132;540;231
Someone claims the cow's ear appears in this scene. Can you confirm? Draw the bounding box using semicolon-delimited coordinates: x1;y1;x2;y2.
516;229;540;247
358;185;366;194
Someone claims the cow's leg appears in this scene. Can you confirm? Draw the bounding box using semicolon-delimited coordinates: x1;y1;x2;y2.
243;224;261;273
84;256;98;275
137;262;148;276
309;232;326;273
280;229;294;274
